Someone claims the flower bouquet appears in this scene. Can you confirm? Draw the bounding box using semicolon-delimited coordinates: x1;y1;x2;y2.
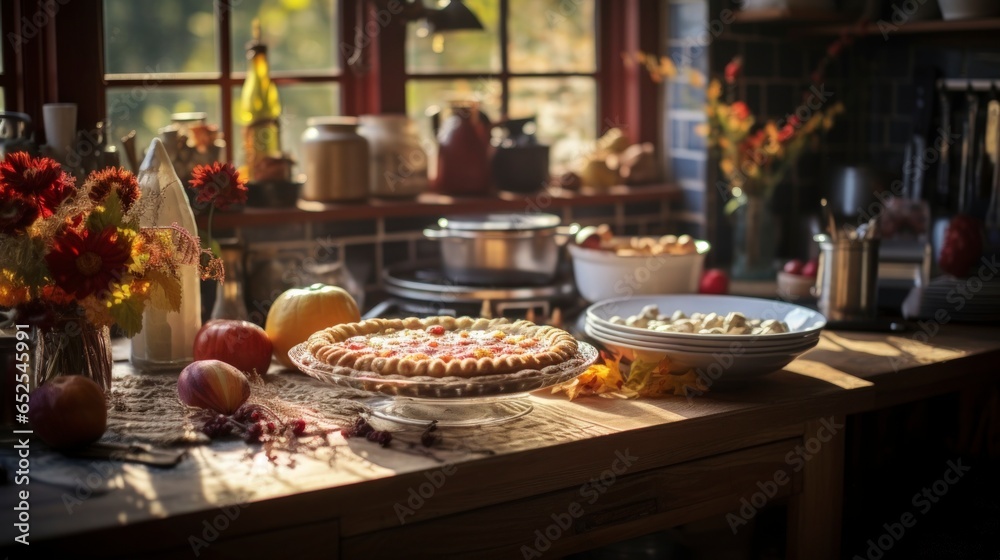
705;57;844;215
704;56;846;278
0;152;221;390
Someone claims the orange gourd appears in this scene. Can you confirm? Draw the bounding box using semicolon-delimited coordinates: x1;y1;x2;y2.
264;283;361;368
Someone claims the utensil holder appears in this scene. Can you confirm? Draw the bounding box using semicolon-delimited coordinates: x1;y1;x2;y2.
813;234;880;321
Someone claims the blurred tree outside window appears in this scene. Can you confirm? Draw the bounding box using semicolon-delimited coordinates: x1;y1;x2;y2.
103;0;340;167
101;0;598;174
406;0;597;173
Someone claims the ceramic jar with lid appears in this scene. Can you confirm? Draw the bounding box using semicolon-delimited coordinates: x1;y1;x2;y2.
301;117;369;202
359;114;428;198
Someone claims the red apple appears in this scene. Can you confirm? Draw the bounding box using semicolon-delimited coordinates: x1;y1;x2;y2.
801;259;819;277
28;376;107;450
783;259;805;275
574;226;604;249
194;319;273;375
699;268;730;294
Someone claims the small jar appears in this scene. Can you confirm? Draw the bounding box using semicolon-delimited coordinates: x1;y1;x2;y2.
301;117;369;202
358;114;428;198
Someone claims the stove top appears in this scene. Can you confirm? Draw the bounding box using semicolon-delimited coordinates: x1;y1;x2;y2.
367;260;583;326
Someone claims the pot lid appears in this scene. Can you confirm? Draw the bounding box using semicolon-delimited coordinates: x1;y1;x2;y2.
437;213;560;231
383;261;575;302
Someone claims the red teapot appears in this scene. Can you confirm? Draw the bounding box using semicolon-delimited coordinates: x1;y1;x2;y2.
431;100;492;196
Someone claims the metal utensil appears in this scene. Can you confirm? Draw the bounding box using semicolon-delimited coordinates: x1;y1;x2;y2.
821;198;837;240
958;85;979;213
936;84;952;202
987;99;1000;229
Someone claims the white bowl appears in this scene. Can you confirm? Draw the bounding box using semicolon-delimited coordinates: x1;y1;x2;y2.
587;295;826;342
568;240;710;303
585;320;819;353
776;271;817;302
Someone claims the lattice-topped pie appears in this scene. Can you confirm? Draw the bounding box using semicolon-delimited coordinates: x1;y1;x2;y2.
306;316;579;378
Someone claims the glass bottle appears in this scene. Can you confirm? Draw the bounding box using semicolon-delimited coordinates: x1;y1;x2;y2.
130;138;202;371
240;18;282;182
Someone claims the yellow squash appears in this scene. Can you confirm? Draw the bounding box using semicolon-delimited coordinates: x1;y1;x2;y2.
264;283;361;368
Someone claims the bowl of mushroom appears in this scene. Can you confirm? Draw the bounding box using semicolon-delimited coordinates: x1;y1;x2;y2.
568;225;710;302
583;295;826;382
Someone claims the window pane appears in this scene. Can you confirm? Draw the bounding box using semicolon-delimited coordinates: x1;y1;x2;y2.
103;0;217;74
406;78;502;174
106;86;222;156
231;0;338;73
508;77;596;172
231;83;340;172
508;0;595;73
0;90;5;112
406;0;500;74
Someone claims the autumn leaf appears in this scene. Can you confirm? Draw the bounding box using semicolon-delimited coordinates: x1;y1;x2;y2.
144;268;182;312
87;190;124;233
106;282;144;337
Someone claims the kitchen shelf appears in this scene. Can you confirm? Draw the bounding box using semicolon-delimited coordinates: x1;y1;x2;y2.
732;8;845;24
200;183;682;229
798;17;1000;37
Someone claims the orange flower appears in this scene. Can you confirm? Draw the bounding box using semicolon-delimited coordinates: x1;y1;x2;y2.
40;285;76;306
730;101;751;121
87;167;141;211
189;162;248;211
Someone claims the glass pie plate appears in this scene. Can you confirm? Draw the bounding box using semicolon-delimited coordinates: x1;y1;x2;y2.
288;341;598;426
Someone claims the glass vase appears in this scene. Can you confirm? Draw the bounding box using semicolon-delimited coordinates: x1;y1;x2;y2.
731;195;779;280
34;315;113;393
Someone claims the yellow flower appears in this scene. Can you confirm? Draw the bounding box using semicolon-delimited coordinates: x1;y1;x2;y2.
686;68;705;88
658;56;678;79
707;80;722;102
0;269;29;308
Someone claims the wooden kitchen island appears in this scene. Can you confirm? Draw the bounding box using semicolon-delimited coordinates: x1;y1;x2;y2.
2;325;998;559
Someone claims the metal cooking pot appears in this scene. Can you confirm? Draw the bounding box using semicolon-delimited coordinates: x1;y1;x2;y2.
423;213;578;286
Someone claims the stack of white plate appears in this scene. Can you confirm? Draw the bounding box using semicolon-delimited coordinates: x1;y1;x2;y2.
902;275;1000;323
584;295;826;382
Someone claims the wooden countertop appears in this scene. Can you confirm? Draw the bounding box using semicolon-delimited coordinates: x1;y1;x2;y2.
2;325;998;558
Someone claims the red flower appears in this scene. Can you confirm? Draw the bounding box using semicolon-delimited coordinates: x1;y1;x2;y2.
0;193;40;234
778;124;796;143
731;101;751;121
724;57;742;84
86;167;141;211
45;226;132;300
189;162;248;211
0;152;74;217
